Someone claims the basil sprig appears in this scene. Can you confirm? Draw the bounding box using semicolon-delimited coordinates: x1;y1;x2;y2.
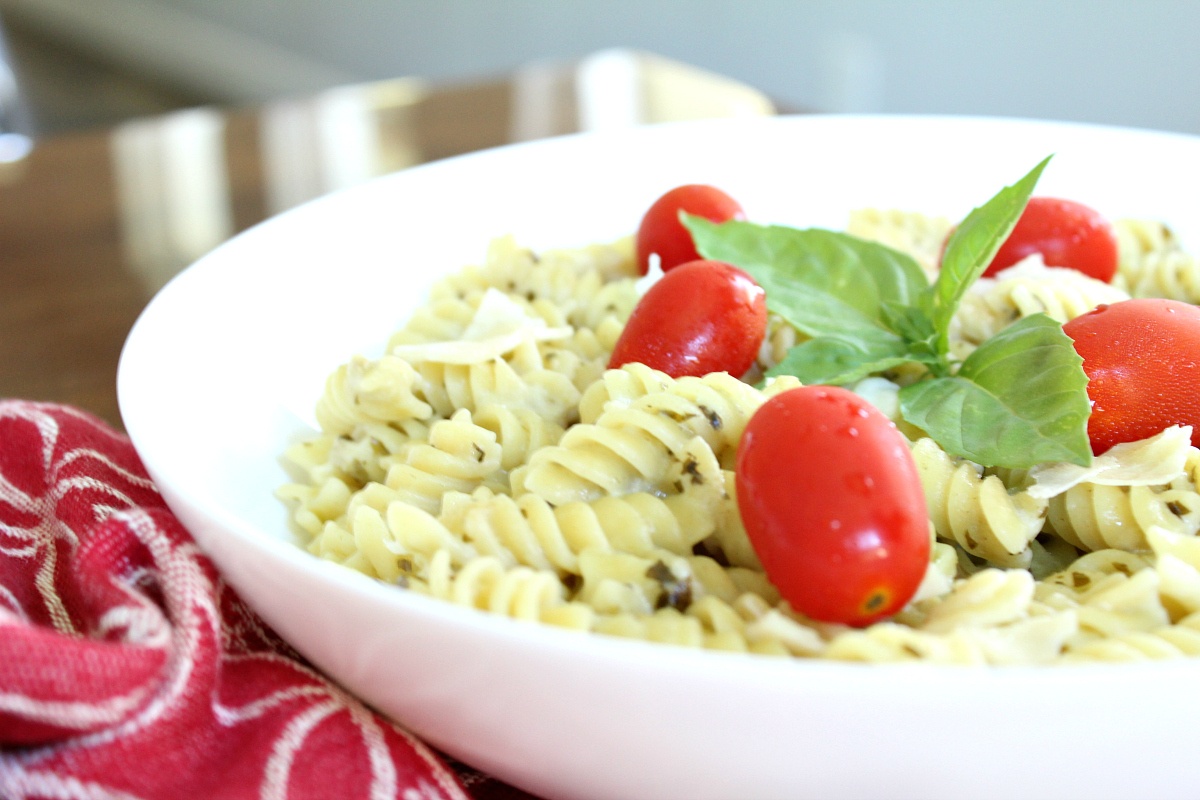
685;158;1093;469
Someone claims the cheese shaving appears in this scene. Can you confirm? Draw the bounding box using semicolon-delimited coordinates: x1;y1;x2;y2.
389;288;572;364
1027;425;1195;498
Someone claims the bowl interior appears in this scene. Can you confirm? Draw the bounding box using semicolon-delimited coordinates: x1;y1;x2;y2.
118;115;1200;800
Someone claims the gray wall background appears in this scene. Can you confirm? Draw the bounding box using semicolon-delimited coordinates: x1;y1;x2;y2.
5;0;1197;134
147;0;1199;132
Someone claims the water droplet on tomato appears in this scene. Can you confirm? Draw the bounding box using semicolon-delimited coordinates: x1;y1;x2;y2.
844;472;876;496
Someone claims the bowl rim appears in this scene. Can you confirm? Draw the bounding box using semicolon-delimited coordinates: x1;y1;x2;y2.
117;111;1200;682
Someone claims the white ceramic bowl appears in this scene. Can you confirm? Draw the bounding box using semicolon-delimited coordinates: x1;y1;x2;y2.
118;115;1200;800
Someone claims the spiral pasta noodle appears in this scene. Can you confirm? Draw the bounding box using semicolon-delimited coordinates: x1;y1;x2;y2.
1060;615;1200;661
316;355;434;435
430;235;640;329
577;362;674;424
474;405;567;471
459;441;722;575
845;207;953;273
419;549;573;619
1118;249;1200;304
588;600;817;654
387;296;479;350
1115;217;1179;265
414;352;579;424
520;373;769;503
823;613;1079;665
953;263;1130;350
1043;479;1200;553
379;409;507;515
755;313;805;374
910;437;1048;569
279;211;1200;666
1112;217;1200;303
917;568;1036;633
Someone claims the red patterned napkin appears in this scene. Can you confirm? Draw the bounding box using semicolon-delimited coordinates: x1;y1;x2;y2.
0;401;527;799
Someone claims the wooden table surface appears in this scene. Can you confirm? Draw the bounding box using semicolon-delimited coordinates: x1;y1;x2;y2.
0;51;775;430
0;52;777;799
3;125;133;425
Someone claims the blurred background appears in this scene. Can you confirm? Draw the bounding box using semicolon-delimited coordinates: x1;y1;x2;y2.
2;0;1198;431
2;0;1198;137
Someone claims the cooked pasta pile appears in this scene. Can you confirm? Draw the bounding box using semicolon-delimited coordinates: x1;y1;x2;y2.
278;213;1200;664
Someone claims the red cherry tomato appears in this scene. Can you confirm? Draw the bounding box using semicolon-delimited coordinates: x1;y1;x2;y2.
636;184;744;275
1062;298;1200;455
983;196;1118;281
608;259;766;378
735;386;930;627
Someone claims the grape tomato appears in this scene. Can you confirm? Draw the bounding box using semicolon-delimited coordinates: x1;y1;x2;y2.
608;259;766;379
636;184;744;275
735;386;930;627
1063;298;1200;454
984;196;1118;281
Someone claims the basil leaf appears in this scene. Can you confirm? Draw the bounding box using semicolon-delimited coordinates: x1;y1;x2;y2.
685;217;929;322
879;302;943;373
923;157;1050;356
765;336;911;386
754;276;901;341
899;314;1092;469
680;161;1091;472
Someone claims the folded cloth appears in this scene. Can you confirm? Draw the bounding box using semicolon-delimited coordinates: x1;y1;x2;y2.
0;401;525;799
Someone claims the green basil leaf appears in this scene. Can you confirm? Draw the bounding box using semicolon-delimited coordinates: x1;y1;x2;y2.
685;216;929;322
737;265;914;385
899;314;1092;469
766;336;911;386
881;301;932;341
879;302;943;372
923;157;1051;355
756;277;902;341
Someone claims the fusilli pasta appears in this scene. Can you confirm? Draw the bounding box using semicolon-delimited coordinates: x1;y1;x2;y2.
279;206;1200;666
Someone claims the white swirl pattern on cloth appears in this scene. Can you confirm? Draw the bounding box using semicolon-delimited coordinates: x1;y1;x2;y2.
0;401;469;800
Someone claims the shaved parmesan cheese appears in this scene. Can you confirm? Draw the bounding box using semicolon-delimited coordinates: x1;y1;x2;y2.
390;288;572;364
634;257;664;295
1027;425;1195;498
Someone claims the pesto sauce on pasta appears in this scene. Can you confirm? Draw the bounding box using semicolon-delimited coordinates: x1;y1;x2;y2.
278;215;1200;664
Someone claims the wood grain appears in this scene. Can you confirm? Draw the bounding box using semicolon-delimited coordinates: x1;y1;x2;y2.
1;129;145;428
0;80;516;430
0;67;774;432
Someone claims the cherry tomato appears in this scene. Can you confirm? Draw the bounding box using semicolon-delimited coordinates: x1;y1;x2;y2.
983;196;1118;281
636;184;745;275
1062;298;1200;454
608;259;766;378
735;386;930;627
